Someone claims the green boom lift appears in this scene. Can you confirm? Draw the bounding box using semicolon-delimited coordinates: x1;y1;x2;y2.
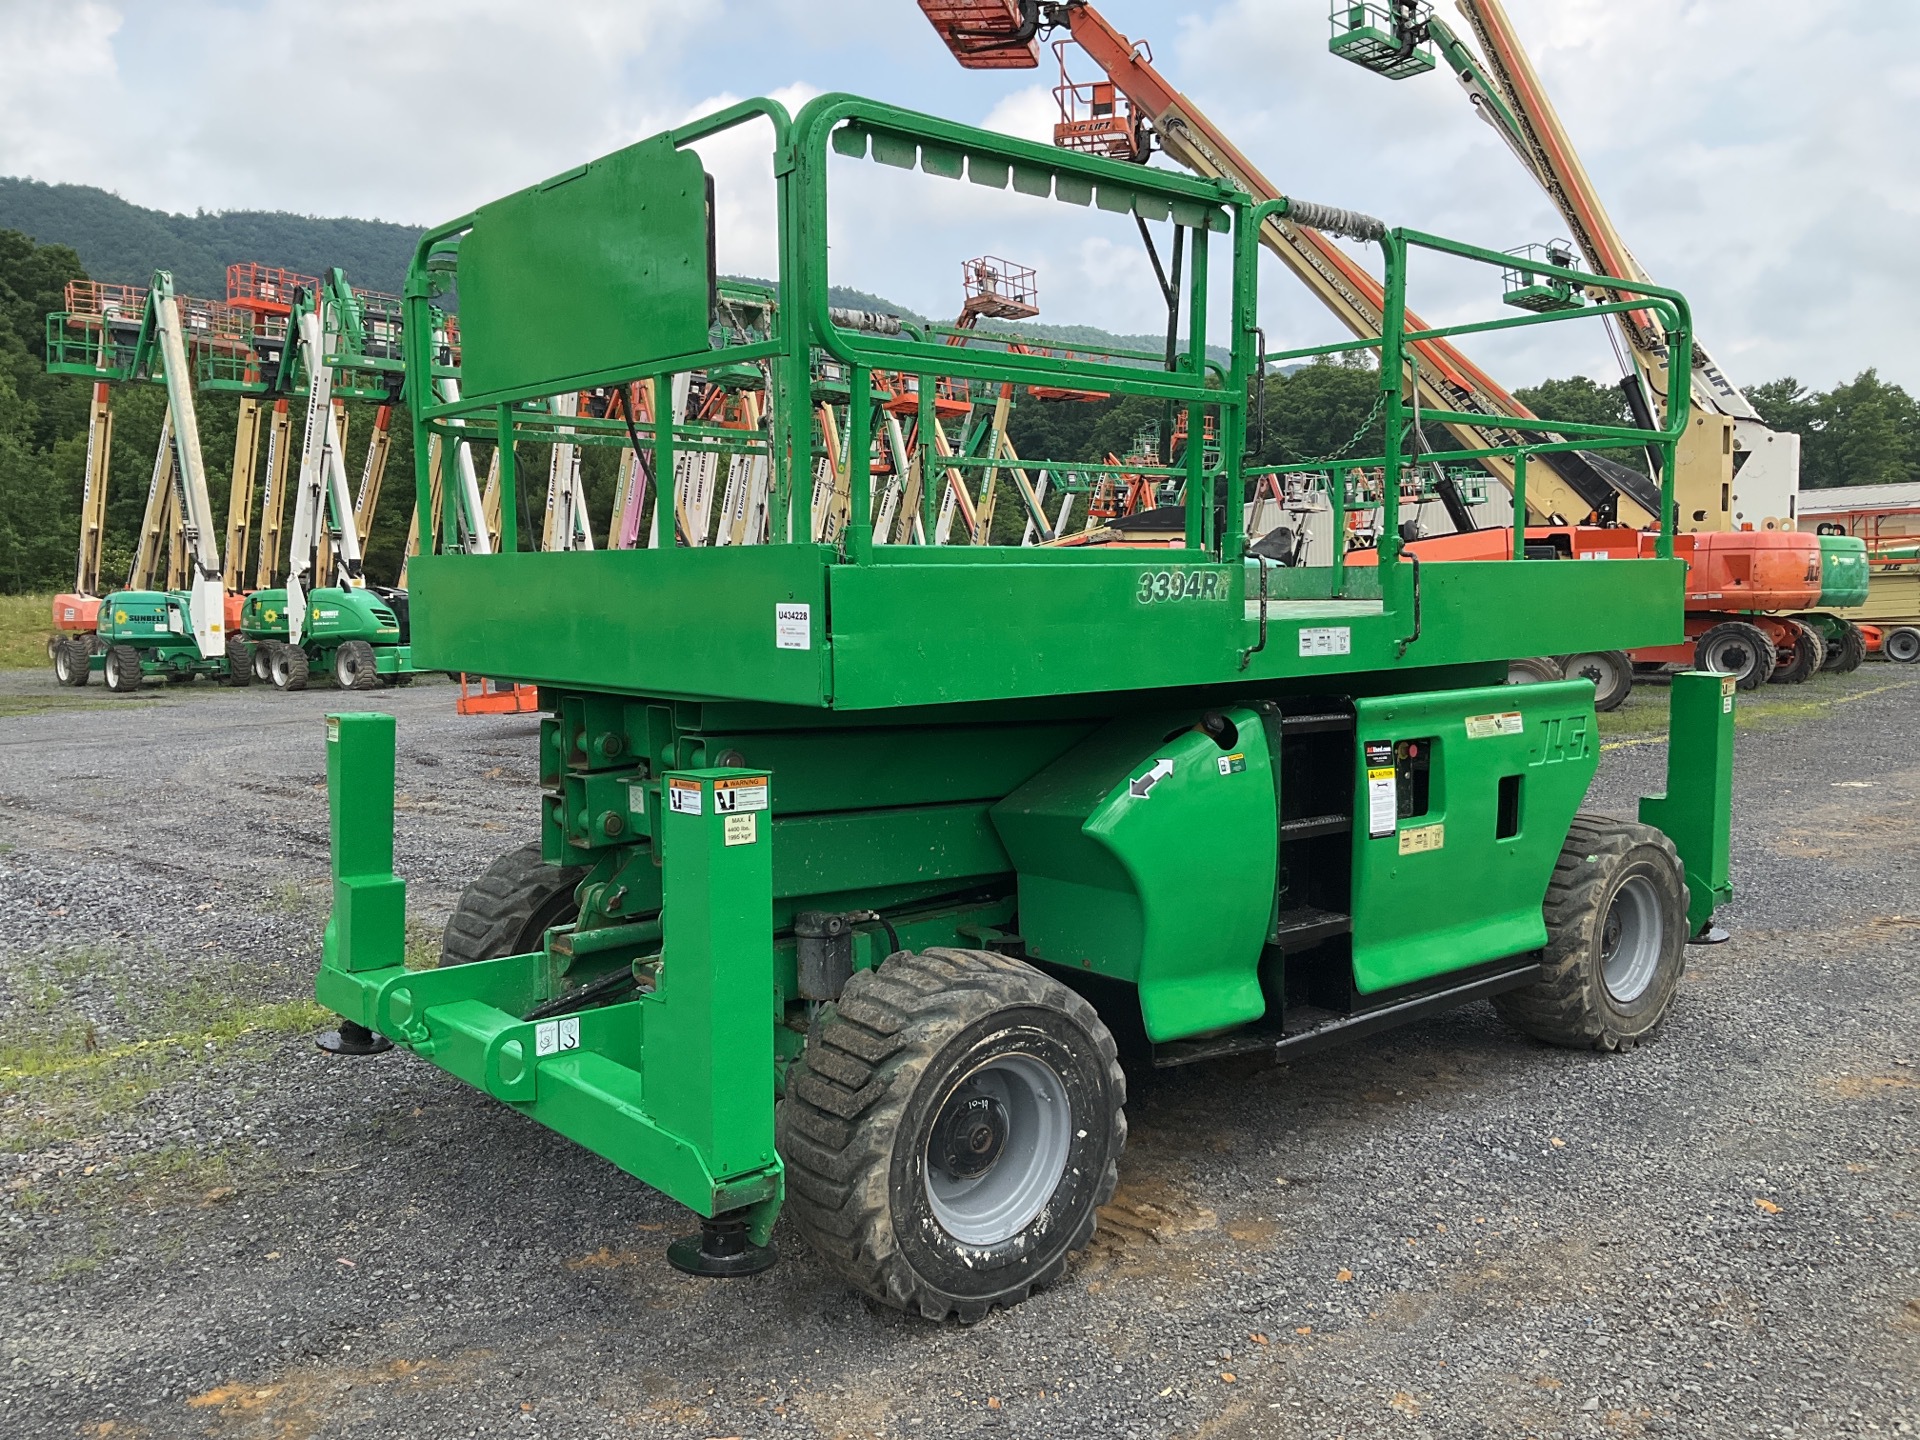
315;95;1735;1320
47;272;245;691
236;274;431;690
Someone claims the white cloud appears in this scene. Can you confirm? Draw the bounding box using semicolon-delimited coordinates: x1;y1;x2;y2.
0;0;1912;390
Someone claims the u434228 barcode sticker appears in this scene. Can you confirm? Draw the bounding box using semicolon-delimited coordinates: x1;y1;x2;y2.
775;602;811;650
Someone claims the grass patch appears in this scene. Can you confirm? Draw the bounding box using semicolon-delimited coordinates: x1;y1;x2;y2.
0;593;54;670
261;877;324;916
404;918;443;970
0;692;143;718
1595;669;1920;747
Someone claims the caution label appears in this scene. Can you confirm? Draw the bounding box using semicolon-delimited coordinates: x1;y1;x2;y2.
667;778;703;815
1217;752;1247;776
1465;711;1524;740
1398;821;1444;855
1365;740;1397;838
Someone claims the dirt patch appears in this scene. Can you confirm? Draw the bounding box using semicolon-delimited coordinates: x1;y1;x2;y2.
1819;1072;1920;1100
178;1354;478;1439
1090;1175;1218;1259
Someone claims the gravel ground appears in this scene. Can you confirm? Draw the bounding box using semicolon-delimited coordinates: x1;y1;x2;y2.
0;664;1915;1440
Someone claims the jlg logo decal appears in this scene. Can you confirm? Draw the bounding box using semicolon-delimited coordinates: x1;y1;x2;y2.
1530;714;1592;767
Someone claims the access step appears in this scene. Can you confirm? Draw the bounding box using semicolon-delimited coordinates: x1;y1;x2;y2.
1279;710;1354;736
1280;813;1351;842
1149;959;1543;1068
1270;905;1351;953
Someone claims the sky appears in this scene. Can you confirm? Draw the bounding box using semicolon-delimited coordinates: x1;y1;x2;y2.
1;0;1914;393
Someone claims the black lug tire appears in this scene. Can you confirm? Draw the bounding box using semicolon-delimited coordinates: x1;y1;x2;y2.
334;639;379;691
1886;626;1920;664
440;841;589;966
1822;621;1867;674
1694;620;1776;690
1768;620;1823;684
103;644;144;694
1494;814;1690;1052
251;640;280;684
1561;650;1633;712
53;638;90;687
224;636;253;687
271;644;309;692
1507;655;1565;685
777;947;1126;1322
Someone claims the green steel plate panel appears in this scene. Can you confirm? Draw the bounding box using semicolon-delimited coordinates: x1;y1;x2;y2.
408;548;830;706
994;707;1276;1041
1349;680;1597;994
458;135;712;404
679;721;1095;814
1816;534;1869;609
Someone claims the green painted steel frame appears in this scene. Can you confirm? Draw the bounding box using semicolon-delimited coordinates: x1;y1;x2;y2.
313;94;1738;1254
318;712;785;1241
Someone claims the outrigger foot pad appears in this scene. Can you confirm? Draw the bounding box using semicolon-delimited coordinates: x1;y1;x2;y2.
667;1215;777;1278
1688;923;1731;946
316;1019;395;1056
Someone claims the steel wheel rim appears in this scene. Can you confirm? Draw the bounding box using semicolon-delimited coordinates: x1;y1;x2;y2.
1705;636;1753;678
1601;873;1663;1004
924;1052;1071;1246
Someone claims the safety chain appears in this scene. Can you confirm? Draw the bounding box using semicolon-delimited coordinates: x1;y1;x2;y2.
1274;388;1387;467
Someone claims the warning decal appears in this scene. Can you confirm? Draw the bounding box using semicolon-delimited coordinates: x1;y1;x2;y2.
714;777;769;813
1465;711;1524;740
1365;740;1397;839
1217;752;1247;776
668;778;703;815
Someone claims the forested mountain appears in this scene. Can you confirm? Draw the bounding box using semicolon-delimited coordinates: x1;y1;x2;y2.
0;178;421;299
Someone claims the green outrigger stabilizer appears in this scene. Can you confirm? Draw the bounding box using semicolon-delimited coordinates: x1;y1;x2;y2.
317;93;1734;1319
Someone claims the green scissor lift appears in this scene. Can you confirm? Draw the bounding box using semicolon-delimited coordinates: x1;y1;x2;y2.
316;94;1734;1320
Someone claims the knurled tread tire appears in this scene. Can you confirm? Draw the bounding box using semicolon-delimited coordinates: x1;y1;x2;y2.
271;644;309;692
1768;620;1823;684
1494;813;1689;1052
1562;650;1633;712
53;637;90;687
776;947;1126;1322
335;638;379;691
224;636;253;687
439;840;589;966
1695;620;1776;690
103;644;143;694
1822;621;1867;674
